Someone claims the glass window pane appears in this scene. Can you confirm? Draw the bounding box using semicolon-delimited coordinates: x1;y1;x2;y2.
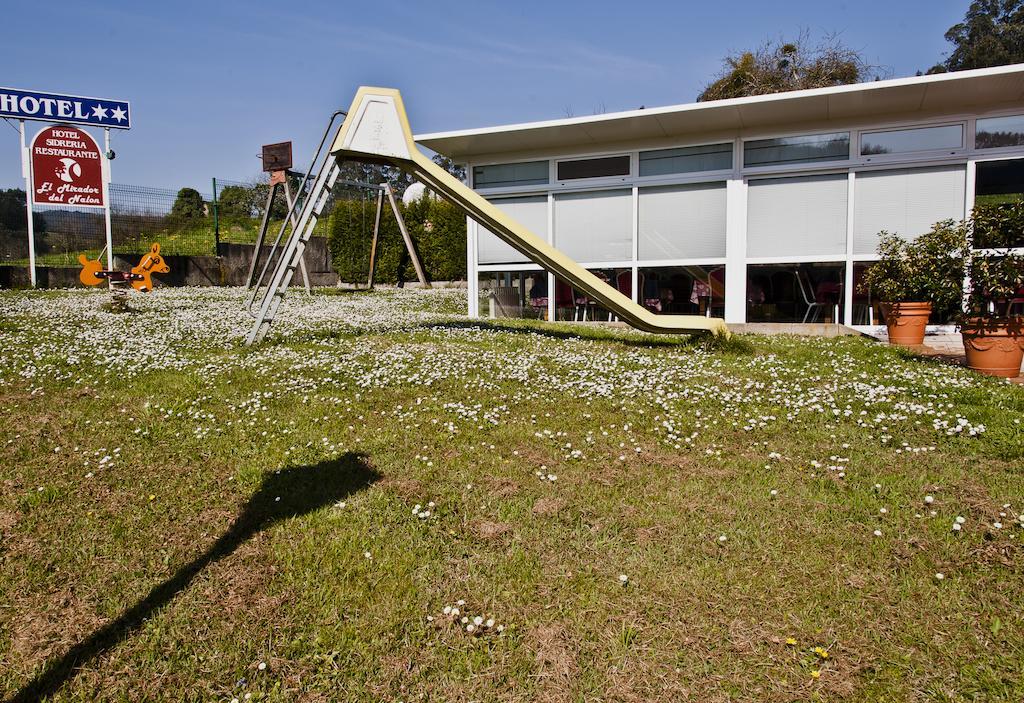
478;196;547;265
853;165;966;255
638;182;726;260
639;143;732;176
746;263;845;323
974;158;1024;248
975;115;1024;149
553;268;630;321
743;132;849;167
639;265;725;316
746;174;848;257
553;189;632;262
473;161;549;188
556;155;630;181
478;270;546;319
861;125;963;155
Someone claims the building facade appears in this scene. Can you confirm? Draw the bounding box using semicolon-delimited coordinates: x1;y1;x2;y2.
416;66;1024;327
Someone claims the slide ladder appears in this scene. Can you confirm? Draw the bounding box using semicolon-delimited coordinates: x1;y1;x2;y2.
246;87;728;344
246;117;344;345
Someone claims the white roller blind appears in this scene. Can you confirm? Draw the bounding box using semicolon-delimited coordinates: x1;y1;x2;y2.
478;196;548;264
746;174;848;257
638;182;726;260
853;165;966;255
554;190;632;263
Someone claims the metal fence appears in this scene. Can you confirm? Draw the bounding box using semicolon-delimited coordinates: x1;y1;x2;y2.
1;183;217;267
0;172;397;272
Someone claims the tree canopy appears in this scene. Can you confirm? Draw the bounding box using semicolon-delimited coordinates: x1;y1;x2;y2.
0;188;47;233
697;33;872;102
929;0;1024;73
169;187;205;220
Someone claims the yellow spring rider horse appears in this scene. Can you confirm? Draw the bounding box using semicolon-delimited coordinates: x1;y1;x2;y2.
79;243;170;292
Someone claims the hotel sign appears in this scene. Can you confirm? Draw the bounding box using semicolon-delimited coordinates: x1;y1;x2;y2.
31;126;105;208
1;87;131;129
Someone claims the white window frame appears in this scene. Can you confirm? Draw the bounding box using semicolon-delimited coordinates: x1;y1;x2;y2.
971;110;1024;155
637;141;734;181
553;153;633;187
741;128;853;176
859;121;966;163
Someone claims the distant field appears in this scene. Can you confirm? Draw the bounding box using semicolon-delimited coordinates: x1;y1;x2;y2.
1;288;1022;701
1;219;297;269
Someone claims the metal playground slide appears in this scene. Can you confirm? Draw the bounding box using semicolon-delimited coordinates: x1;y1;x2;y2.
246;88;728;344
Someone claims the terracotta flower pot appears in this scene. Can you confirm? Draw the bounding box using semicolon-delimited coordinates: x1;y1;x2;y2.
960;317;1024;378
881;302;932;346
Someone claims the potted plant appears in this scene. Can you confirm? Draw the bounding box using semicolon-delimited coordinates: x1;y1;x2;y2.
958;202;1024;378
861;224;966;346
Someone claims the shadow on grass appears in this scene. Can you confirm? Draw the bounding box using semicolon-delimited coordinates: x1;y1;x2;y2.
7;453;380;703
418;319;754;353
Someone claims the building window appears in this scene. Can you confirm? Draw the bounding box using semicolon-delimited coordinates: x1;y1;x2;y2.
860;124;963;156
478;196;548;265
974;158;1024;249
746;263;845;323
743;132;850;167
553;269;631;321
639;265;725;316
746;174;848;257
639;143;732;176
556;155;630;181
852;165;966;256
553;189;632;262
975;115;1024;149
473;161;549;189
478;270;546;319
638;182;726;260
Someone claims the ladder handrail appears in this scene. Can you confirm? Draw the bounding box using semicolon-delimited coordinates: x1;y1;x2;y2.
246;109;346;317
245;159;341;345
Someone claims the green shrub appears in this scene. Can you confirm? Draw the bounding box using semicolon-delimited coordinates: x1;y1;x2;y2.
860;222;968;318
965;201;1024;320
326;195;466;284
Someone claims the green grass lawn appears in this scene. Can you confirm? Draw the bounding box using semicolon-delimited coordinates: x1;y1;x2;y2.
1;287;1022;702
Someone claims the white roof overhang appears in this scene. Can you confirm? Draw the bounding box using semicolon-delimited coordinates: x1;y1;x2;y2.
415;64;1024;160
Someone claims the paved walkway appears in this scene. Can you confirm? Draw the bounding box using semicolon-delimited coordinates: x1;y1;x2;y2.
869;330;1024;382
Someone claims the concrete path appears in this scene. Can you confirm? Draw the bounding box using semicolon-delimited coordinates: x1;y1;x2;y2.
869;330;1024;382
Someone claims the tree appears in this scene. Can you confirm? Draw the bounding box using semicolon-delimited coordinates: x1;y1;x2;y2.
698;32;873;102
432;154;466;183
0;188;46;234
170;187;205;220
216;185;258;220
929;0;1024;73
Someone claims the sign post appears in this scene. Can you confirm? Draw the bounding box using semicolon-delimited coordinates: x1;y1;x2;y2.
103;129;113;272
3;87;129;286
19;120;36;287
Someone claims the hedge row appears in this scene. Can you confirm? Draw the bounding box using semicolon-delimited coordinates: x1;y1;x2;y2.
325;196;466;284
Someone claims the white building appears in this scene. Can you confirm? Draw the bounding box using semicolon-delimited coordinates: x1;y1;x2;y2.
416;64;1024;327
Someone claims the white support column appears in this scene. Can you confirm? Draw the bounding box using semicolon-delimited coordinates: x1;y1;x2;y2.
844;171;855;326
964;159;976;219
724;177;746;324
467;216;478;317
466;163;478;317
547;192;555;321
963;159;977;313
20;120;36;287
631;185;639;304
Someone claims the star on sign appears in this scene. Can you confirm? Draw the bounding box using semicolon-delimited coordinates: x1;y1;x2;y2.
110;106;127;123
91;104;108;120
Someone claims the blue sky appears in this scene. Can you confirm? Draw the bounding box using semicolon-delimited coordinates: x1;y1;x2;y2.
2;0;968;191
